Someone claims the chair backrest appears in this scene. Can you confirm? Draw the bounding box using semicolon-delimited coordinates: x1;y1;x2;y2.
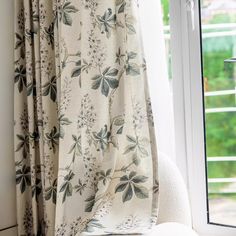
157;152;192;226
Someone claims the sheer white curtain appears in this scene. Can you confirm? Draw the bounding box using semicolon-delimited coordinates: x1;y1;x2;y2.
139;0;176;161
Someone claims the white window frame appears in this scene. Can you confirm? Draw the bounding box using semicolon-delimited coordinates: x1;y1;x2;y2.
170;0;236;235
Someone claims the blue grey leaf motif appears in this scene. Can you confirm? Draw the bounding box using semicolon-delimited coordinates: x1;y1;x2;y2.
84;195;96;212
125;52;140;76
15;33;25;61
92;67;119;97
44;22;54;48
97;8;116;38
59;171;75;203
32;178;42;199
123;135;149;156
27;79;36;96
45;179;57;204
16;165;31;193
113;115;125;135
116;0;126;14
125;15;136;34
115;171;149;202
71;60;82;78
68;135;82;162
42;76;57;102
15;65;26;93
45;127;60;153
93;125;111;151
75;179;86;195
59;1;78;26
15;134;29;159
153;179;159;194
98;169;112;185
59;114;72;138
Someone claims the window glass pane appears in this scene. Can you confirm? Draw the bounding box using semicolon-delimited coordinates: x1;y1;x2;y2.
200;0;236;227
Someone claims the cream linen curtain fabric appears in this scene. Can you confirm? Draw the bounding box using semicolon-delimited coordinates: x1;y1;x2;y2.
14;0;159;235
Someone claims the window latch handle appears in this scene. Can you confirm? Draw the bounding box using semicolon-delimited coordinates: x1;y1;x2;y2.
224;58;236;63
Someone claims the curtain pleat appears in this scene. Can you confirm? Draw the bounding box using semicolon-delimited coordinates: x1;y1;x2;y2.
14;1;159;235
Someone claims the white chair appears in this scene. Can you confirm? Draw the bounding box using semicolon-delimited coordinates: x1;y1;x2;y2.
149;153;199;235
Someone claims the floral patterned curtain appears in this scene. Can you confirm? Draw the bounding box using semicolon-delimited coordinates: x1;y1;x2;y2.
14;0;159;235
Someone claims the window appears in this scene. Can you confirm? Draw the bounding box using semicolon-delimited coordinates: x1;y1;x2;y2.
167;0;236;235
200;0;236;227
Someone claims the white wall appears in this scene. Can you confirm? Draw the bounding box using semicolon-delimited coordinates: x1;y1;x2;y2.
0;0;17;235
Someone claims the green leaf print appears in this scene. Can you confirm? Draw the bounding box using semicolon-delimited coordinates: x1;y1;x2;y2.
116;0;126;14
68;135;82;162
98;169;112;185
16;165;31;193
15;65;27;93
125;15;136;34
84;195;96;212
153;179;159;194
27;79;36;96
15;134;29;159
60;2;78;26
59;114;72;138
71;60;82;78
75;179;86;196
45;127;60;153
92;67;119;97
59;171;75;203
42;76;57;102
32;178;42;199
125;52;140;76
115;171;149;202
15;33;25;59
93;125;111;151
97;8;116;38
45;179;57;204
123;135;149;157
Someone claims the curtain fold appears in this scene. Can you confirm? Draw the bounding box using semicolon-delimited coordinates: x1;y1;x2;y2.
14;0;159;235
